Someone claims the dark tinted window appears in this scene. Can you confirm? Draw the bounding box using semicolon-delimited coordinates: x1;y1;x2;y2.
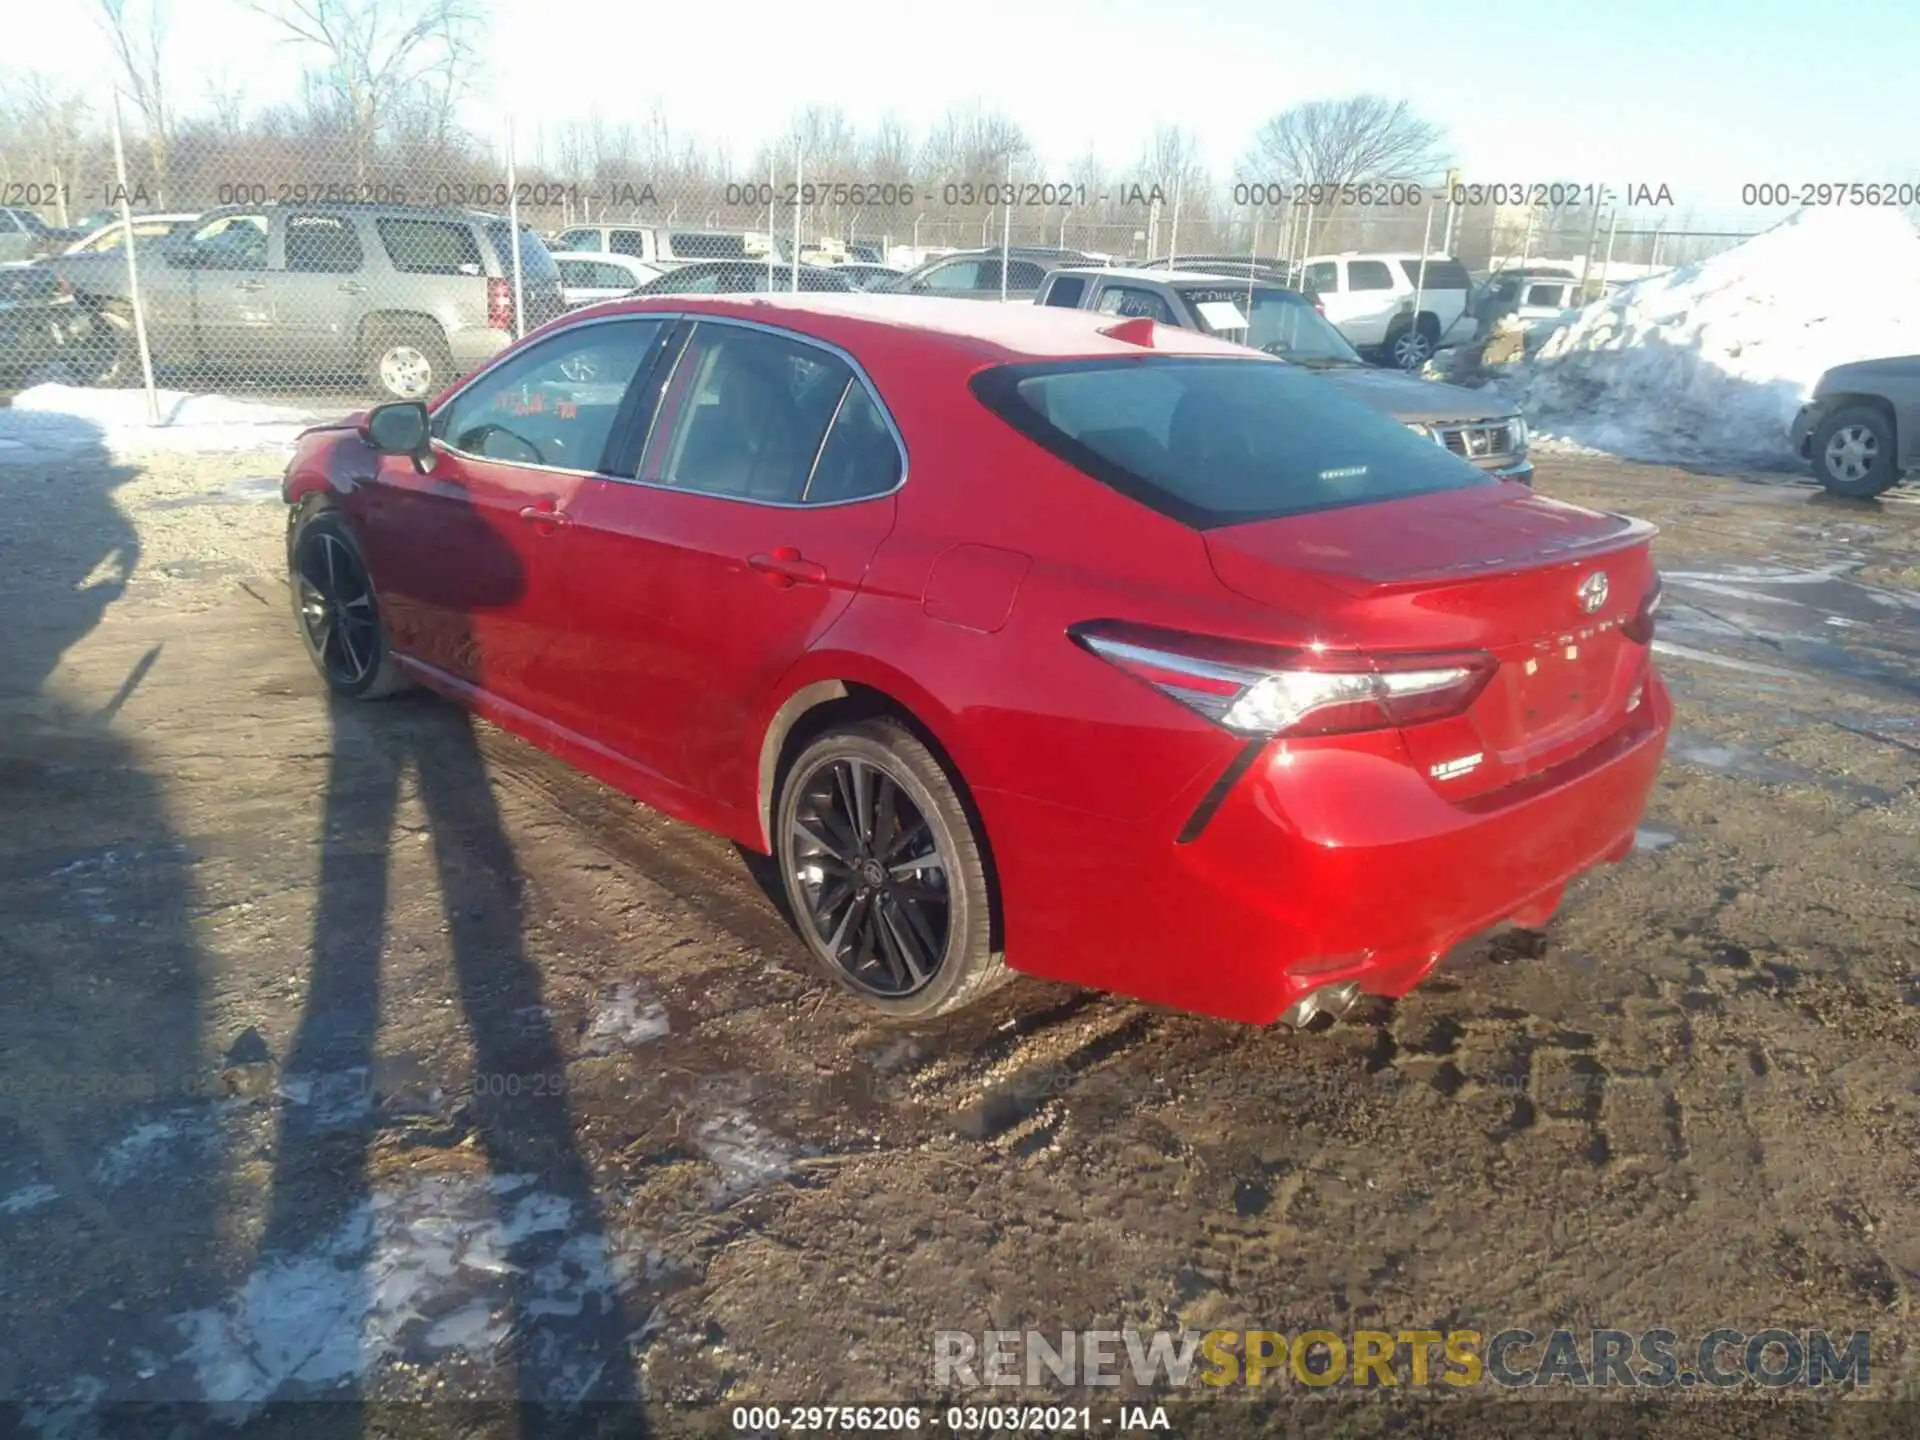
285;213;363;273
433;319;664;469
1006;260;1048;290
807;382;902;503
671;232;750;260
1043;275;1088;308
1525;283;1566;307
1304;261;1337;293
972;358;1492;529
179;212;268;270
556;228;600;251
1097;285;1178;323
642;265;722;294
484;221;559;279
1399;259;1471;290
640;324;851;502
609;230;652;259
377;218;484;275
1347;260;1394;291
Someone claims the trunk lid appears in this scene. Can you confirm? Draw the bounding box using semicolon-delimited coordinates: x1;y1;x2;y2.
1205;485;1658;795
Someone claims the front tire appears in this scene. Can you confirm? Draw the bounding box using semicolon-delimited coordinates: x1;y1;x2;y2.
363;319;454;403
1811;405;1899;498
775;719;1007;1019
288;503;409;699
1387;318;1437;371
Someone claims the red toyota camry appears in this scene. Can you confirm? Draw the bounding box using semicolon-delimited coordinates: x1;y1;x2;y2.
282;293;1671;1026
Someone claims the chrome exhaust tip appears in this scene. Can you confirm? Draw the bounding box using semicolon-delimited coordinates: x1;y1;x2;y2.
1280;980;1364;1030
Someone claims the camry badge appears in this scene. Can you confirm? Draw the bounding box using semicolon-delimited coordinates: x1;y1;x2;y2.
1578;572;1610;614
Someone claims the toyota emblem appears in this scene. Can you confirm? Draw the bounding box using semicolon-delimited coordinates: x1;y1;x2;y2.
1577;572;1610;613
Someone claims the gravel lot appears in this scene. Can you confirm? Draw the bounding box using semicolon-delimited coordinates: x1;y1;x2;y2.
0;427;1915;1437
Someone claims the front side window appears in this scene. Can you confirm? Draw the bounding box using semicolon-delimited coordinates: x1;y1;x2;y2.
917;259;985;291
1304;261;1338;294
1525;283;1566;307
973;357;1492;528
608;230;651;259
556;229;600;252
639;324;858;503
1346;260;1394;292
432;319;664;471
285;213;363;273
180;212;268;270
1043;275;1088;308
1180;287;1364;363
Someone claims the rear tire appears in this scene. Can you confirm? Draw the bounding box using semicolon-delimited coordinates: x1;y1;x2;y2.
79;305;136;387
1810;405;1899;498
363;319;454;403
775;718;1007;1019
288;502;409;700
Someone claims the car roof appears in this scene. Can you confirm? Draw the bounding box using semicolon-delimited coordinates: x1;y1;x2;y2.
550;249;650;262
583;292;1256;362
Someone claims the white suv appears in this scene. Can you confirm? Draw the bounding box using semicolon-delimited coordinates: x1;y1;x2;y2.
1300;252;1474;369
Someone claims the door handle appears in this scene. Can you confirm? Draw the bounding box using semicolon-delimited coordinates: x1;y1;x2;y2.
517;505;571;530
748;547;827;587
338;281;367;295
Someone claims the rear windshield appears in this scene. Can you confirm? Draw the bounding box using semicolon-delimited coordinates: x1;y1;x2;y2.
971;357;1493;529
485;221;560;280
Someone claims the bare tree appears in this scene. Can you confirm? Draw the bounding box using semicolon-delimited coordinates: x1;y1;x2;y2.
241;0;482;186
96;0;171;205
0;70;95;224
1247;96;1448;188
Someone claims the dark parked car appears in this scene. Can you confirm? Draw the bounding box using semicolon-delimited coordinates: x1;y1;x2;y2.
633;260;853;294
885;247;1103;301
0;266;102;382
0;206;83;263
833;263;906;292
55;203;565;400
1791;357;1920;498
281;293;1669;1026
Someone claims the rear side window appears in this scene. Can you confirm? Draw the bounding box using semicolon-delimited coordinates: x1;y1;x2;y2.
1399;259;1471;290
640;323;854;502
377;218;483;275
485;221;559;280
285;213;363;273
972;358;1492;529
1043;275;1088;308
1346;260;1394;291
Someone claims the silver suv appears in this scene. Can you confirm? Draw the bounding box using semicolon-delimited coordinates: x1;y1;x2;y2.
54;203;565;400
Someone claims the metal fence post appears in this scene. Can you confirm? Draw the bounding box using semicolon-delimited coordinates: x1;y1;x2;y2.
791;151;803;292
1000;152;1012;300
505;114;525;340
109;91;159;423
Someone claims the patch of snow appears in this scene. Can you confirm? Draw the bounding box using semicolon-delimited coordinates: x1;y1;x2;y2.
0;384;328;462
578;983;670;1056
170;1172;637;1416
1511;208;1920;467
1633;828;1678;853
1;1183;61;1215
93;1114;219;1187
695;1111;792;1203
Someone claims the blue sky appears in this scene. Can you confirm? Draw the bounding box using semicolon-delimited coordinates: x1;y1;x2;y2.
23;0;1916;220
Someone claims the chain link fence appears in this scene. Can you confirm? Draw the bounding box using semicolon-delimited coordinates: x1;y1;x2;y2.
2;50;1889;408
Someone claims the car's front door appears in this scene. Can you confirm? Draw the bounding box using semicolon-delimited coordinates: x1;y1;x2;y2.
351;315;669;710
552;318;904;815
174;211;273;371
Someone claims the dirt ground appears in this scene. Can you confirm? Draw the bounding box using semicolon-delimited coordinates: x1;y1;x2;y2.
0;429;1915;1439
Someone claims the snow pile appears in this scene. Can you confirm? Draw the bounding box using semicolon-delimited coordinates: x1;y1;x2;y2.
1514;208;1920;466
0;384;328;462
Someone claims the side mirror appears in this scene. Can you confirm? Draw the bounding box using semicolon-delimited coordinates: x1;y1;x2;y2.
364;401;434;472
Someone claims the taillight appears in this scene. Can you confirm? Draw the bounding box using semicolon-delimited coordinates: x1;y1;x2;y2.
487;277;514;330
1070;620;1495;739
1622;573;1664;644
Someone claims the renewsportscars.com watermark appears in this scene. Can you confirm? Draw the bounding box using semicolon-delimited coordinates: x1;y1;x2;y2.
934;1328;1874;1390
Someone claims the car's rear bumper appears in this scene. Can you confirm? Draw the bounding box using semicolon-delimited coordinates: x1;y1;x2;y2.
984;670;1672;1025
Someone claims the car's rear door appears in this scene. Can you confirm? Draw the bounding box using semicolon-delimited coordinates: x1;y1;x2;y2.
549;317;903;815
354;315;670;711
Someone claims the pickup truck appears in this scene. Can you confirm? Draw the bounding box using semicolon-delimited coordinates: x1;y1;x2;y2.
1034;266;1533;484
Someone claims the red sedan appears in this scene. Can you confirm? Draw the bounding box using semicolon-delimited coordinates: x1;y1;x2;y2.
282;294;1671;1026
